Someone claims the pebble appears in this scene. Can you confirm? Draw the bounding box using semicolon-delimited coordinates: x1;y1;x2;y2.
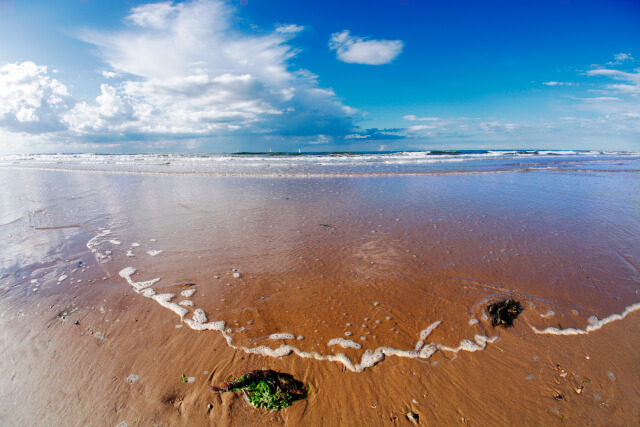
407;412;419;422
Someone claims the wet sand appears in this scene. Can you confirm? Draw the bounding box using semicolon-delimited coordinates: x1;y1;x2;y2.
1;167;639;425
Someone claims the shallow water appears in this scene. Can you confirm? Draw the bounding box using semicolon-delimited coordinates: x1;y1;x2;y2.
2;153;639;373
2;150;639;176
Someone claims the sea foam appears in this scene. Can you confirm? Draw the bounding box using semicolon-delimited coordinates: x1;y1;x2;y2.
119;267;160;292
328;338;362;349
269;333;296;340
533;302;640;335
150;293;189;318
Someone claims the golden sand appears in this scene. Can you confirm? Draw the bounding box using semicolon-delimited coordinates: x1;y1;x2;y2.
0;169;639;425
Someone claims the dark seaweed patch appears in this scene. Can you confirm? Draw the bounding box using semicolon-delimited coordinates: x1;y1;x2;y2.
488;299;522;327
210;369;307;411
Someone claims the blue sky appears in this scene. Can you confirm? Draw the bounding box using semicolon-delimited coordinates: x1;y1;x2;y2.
0;0;639;153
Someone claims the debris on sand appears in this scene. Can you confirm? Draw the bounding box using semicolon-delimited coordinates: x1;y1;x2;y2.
210;369;307;410
488;299;522;327
407;412;419;422
126;374;139;384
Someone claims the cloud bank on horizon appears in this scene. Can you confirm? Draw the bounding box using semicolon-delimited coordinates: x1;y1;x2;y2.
0;0;638;153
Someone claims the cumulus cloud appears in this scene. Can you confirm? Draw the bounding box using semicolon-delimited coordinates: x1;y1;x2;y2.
329;30;403;65
65;0;354;139
0;61;71;133
64;84;135;133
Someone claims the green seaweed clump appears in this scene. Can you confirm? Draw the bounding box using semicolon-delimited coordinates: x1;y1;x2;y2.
210;370;307;411
488;299;522;327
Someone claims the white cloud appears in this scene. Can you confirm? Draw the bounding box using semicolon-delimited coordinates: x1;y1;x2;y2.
0;61;71;133
580;68;640;119
393;116;525;138
66;0;354;139
542;81;576;86
309;134;330;144
478;121;520;132
126;2;181;29
611;52;634;64
102;71;120;78
403;115;440;121
329;30;403;65
275;24;305;34
407;125;435;131
585;68;640;95
606;84;640;94
64;84;135;133
586;68;640;81
581;96;623;103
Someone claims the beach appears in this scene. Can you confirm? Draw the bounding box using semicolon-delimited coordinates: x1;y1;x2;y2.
1;151;639;425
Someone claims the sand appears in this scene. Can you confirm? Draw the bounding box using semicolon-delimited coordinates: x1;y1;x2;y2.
0;166;639;425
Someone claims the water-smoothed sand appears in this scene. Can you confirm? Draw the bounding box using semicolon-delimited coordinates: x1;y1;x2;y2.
0;162;639;425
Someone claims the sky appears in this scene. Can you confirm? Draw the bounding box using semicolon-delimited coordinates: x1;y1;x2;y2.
0;0;639;153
